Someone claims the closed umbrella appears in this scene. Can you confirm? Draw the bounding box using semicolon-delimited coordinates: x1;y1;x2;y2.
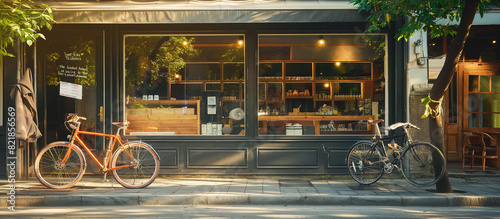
10;68;42;142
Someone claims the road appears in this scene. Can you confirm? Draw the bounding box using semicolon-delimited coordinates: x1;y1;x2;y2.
3;205;500;218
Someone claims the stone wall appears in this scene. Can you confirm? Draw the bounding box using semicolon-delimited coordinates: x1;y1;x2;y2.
409;84;444;143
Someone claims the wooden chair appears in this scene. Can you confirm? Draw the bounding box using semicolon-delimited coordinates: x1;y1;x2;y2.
462;131;498;171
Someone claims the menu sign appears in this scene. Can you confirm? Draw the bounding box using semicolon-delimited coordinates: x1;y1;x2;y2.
57;52;88;79
60;81;83;100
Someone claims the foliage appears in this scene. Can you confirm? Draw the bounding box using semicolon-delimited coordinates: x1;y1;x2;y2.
356;35;386;60
125;36;198;96
350;0;492;41
421;94;441;118
0;0;54;57
127;103;147;109
220;43;245;61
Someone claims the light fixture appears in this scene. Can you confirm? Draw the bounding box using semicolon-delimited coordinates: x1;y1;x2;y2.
175;74;181;80
324;83;330;88
493;40;497;44
318;35;325;46
335;62;341;66
182;41;188;46
237;36;244;46
414;39;422;55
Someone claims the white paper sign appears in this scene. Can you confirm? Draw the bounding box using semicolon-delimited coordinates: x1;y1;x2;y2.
60;81;83;100
207;96;216;105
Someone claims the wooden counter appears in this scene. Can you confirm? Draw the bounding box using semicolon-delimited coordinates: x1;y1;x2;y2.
259;115;374;135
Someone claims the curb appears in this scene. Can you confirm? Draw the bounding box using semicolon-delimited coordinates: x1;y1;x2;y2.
4;194;500;207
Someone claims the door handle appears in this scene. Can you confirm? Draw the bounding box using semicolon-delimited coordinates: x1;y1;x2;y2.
99;106;104;122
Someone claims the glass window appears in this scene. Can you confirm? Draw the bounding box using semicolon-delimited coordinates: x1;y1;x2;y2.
468;75;500;128
258;34;386;135
124;35;245;135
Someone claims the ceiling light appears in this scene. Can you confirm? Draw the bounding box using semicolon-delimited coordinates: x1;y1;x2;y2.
318;36;325;46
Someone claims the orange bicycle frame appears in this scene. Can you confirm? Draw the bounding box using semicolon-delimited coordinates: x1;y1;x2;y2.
60;128;136;171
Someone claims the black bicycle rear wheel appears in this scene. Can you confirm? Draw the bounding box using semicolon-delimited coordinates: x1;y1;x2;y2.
401;142;445;186
346;142;384;185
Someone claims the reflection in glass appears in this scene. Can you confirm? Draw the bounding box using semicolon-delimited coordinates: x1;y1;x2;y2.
481;94;491;113
468;93;480;112
285;63;312;78
480;76;490;92
206;83;221;91
481;113;491;128
223;83;240;100
493;94;500;128
259;83;266;100
124;35;245;135
493;76;500;92
185;63;221;81
267;83;283;100
469;113;479;127
469;75;479;92
493;94;500;112
224;63;244;80
316;62;371;80
259;63;282;77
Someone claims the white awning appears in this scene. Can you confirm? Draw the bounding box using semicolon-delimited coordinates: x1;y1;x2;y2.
42;0;365;23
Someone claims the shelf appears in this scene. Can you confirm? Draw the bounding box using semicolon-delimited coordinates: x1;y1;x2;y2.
320;130;372;135
258;115;374;135
284;77;313;81
332;98;361;101
259;77;282;81
285;95;313;99
127;99;200;106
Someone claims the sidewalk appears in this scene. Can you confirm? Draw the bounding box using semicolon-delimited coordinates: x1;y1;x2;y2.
2;163;500;207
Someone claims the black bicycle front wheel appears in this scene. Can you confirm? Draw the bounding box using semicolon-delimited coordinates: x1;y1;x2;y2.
346;142;385;185
401;142;445;186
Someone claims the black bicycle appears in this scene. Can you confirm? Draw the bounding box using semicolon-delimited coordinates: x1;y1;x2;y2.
346;119;445;186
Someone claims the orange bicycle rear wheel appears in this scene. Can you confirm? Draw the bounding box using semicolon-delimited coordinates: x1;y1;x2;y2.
111;141;160;188
35;142;86;189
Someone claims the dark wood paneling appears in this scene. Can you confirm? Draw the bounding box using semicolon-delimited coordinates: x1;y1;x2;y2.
157;149;178;168
257;148;318;168
188;149;247;168
329;149;348;167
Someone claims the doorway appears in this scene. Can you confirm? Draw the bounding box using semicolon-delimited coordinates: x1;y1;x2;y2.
38;30;105;151
445;62;500;161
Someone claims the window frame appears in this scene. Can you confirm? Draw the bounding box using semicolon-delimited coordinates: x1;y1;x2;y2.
257;33;389;136
122;34;246;137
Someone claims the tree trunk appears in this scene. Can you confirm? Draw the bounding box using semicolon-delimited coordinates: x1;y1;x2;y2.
429;0;480;193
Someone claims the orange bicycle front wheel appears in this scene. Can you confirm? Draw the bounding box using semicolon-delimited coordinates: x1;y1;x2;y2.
35;142;86;189
111;141;160;188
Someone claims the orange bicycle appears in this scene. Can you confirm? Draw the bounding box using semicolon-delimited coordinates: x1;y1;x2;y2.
34;114;160;189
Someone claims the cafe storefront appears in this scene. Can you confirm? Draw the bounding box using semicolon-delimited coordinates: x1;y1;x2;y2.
26;0;406;175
